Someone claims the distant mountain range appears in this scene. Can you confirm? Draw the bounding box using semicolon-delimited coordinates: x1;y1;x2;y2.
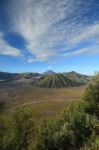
0;70;90;88
0;71;19;81
0;72;40;81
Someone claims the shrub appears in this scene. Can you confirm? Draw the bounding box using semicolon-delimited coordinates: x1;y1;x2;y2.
0;116;5;150
13;109;35;150
83;74;99;118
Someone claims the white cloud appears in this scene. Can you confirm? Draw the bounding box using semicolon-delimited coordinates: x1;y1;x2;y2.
7;0;75;61
63;44;99;58
70;24;99;46
0;33;22;57
6;0;99;62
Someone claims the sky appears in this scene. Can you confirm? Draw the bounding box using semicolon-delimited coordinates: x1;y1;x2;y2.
0;0;99;74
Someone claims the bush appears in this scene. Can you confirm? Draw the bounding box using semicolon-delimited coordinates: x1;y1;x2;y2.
1;74;99;150
83;74;99;118
90;137;99;150
31;74;99;150
0;116;5;150
13;109;35;150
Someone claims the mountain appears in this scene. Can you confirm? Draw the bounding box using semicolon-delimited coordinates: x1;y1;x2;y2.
34;73;81;88
14;72;40;80
64;71;90;84
0;72;41;83
0;71;90;87
43;70;55;76
10;72;41;84
0;71;19;81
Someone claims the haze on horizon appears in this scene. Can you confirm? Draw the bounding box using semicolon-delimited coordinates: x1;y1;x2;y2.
0;0;99;74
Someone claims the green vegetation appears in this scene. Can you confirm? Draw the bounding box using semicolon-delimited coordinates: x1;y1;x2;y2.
0;74;99;150
34;73;81;88
83;74;99;118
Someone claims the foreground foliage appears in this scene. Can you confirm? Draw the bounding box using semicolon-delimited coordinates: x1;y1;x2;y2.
0;74;99;150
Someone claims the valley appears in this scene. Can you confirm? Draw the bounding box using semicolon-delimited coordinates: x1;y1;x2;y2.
0;70;88;117
0;81;85;115
0;71;98;150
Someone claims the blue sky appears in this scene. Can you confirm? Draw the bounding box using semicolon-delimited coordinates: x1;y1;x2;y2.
0;0;99;74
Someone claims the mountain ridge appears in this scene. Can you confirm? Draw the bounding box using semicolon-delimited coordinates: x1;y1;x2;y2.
33;73;82;88
64;71;90;84
0;71;90;88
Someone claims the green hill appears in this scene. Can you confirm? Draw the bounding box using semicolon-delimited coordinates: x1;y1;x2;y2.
64;71;90;84
34;73;81;88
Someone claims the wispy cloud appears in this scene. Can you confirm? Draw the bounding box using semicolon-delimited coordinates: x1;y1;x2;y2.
0;32;22;57
70;24;99;46
1;0;99;62
62;43;99;59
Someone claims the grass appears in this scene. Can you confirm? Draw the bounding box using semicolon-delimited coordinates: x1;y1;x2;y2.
1;86;85;126
2;99;79;134
1;86;85;108
17;100;78;120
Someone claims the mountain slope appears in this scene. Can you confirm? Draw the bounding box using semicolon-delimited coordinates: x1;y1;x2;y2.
0;71;19;81
14;72;40;80
64;71;90;84
0;72;41;83
11;73;41;84
43;70;55;76
34;73;81;88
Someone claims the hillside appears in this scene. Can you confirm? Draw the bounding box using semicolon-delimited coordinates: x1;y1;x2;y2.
64;71;90;84
34;73;81;88
0;71;19;81
0;72;41;83
0;71;90;87
14;72;40;80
